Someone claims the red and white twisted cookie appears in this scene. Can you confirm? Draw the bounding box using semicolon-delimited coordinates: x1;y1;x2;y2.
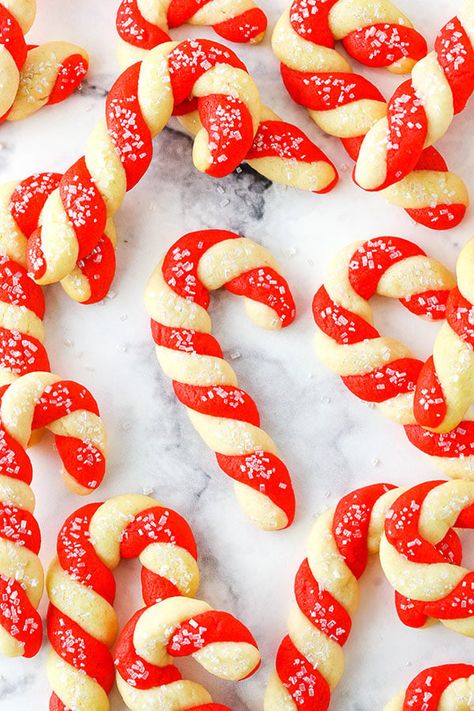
385;665;474;710
312;236;474;479
355;1;474;192
116;0;268;66
115;597;260;710
272;0;469;229
0;0;88;122
0;372;106;658
145;229;296;531
381;480;474;636
23;38;339;290
265;481;473;710
47;494;260;710
0;173;117;306
414;237;474;436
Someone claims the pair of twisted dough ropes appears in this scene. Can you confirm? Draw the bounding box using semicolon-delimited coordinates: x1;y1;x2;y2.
313;236;474;479
272;0;469;229
116;0;268;59
265;480;474;710
145;229;296;531
0;0;88;122
14;36;339;302
355;0;474;192
47;493;260;710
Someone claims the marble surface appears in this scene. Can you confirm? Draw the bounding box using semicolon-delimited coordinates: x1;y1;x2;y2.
0;1;473;709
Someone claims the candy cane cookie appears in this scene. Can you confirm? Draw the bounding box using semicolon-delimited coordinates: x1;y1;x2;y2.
355;0;474;192
115;1;338;194
272;1;469;230
0;371;106;658
145;229;296;531
46;494;260;710
380;479;474;636
264;481;473;710
312;236;474;479
414;237;474;436
116;0;268;70
384;665;474;711
22;37;341;292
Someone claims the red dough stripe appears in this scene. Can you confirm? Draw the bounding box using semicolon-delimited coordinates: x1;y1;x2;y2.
401;665;474;710
48;54;89;105
0;257;45;318
312;286;379;344
342;358;423;403
343;23;427;68
333;483;395;578
0;504;40;552
281;66;385;112
404;421;474;458
57;503;116;603
31;380;99;429
47;607;115;692
174;382;261;426
106;63;154;191
120;506;198;561
9;173;62;238
276;634;331;710
226;267;296;326
0;575;42;657
169;610;258;657
152;323;223;359
216;452;295;525
435;18;474;115
295;559;352;644
0;5;27;73
117;0;171;49
213;8;267;43
0;328;50;377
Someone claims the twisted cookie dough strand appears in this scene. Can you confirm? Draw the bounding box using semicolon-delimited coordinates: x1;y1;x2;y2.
0;0;35;119
25;39;262;287
265;483;400;709
47;494;201;710
0;371;106;659
384;664;474;710
380;480;474;637
116;0;267;66
414;237;474;436
272;1;469;229
312;236;474;479
115;596;260;710
145;229;296;531
356;1;474;192
7;41;89;122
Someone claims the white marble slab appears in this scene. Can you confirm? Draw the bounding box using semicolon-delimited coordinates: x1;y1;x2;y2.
0;1;472;709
